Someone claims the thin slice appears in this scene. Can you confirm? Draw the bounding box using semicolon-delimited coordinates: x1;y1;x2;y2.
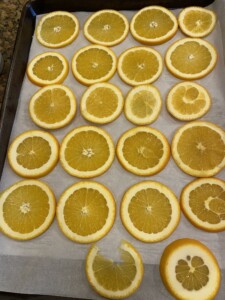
29;84;76;129
86;241;144;299
160;238;221;300
0;180;56;240
130;6;178;45
84;9;129;46
8;130;59;178
121;181;180;242
172;121;225;177
57;181;116;243
80;82;124;124
125;84;162;125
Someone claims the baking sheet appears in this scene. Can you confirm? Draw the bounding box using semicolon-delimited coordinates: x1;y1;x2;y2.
0;2;225;299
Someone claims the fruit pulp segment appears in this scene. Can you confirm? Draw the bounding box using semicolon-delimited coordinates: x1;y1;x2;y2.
131;91;156;118
33;56;64;80
183;11;213;33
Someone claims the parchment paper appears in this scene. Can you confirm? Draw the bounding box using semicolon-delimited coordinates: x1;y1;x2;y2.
0;2;225;299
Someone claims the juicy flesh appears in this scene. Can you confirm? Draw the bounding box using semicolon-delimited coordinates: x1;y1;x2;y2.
183;11;213;34
131;90;156;118
33;56;64;80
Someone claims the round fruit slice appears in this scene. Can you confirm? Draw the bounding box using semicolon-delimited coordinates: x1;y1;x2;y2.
181;178;225;232
130;6;178;45
84;9;129;46
166;81;211;121
121;181;180;242
57;181;116;243
60;126;115;178
72;45;117;85
160;239;221;300
80;82;124;124
8;130;59;178
172;121;225;177
27;52;69;86
29;84;76;129
116;127;170;176
165;38;217;80
178;7;217;38
86;241;144;299
36;11;79;48
124;84;162;125
0;180;56;240
117;47;163;86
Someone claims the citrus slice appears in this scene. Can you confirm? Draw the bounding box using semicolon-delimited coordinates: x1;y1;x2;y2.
86;241;144;299
57;181;116;243
72;45;117;85
124;84;162;125
172;121;225;177
80;82;124;124
84;9;129;46
117;47;163;86
8;130;59;178
121;181;180;242
166;81;211;121
29;84;76;129
0;180;56;240
36;11;79;48
160;238;221;300
130;6;178;45
27;52;69;86
178;7;217;38
116;127;170;176
165;38;217;80
60;126;115;178
181;178;225;232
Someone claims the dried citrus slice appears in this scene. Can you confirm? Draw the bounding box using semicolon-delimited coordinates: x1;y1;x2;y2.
29;84;76;129
121;181;180;242
57;181;116;243
181;178;225;232
172;121;225;177
130;6;178;45
60;126;115;178
124;84;162;125
178;7;217;38
165;38;217;80
72;45;117;85
166;81;211;121
8;130;59;178
36;11;79;48
116;126;170;176
84;9;129;46
0;180;56;240
80;82;124;124
160;238;221;300
117;47;163;86
86;241;144;299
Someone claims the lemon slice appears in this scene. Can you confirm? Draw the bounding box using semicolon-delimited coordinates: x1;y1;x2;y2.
86;241;144;299
36;11;79;48
124;84;162;125
165;38;217;80
181;178;225;232
130;6;178;45
172;121;225;177
80;82;124;124
178;7;217;38
166;81;211;121
29;84;76;129
8;130;59;178
60;126;115;178
72;45;117;85
84;9;129;46
0;180;56;240
118;47;163;86
160;238;221;300
57;181;116;243
116;126;170;176
121;181;180;242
